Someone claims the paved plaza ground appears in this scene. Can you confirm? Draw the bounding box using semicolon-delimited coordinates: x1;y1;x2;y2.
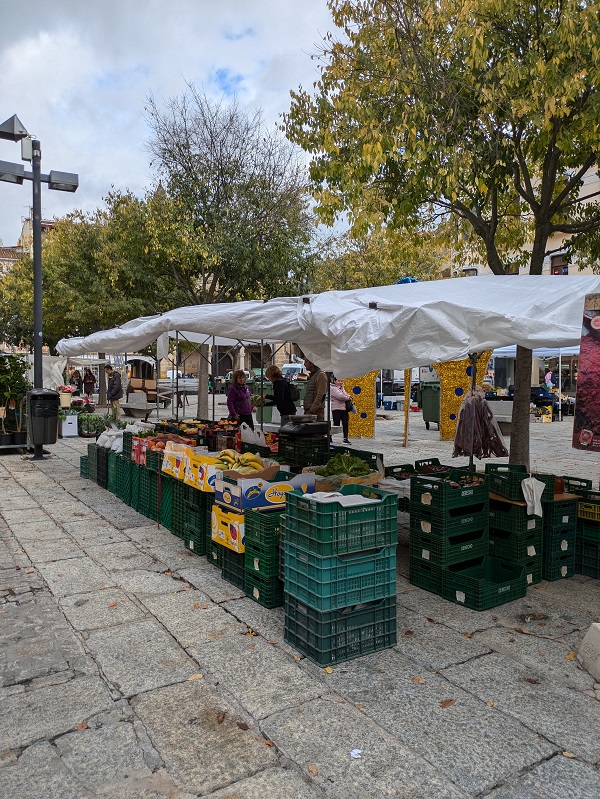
1;411;599;798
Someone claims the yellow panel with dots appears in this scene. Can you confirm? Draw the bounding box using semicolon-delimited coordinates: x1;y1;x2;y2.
344;372;378;438
433;352;492;441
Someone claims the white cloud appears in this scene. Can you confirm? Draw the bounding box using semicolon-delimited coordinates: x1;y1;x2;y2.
0;0;334;244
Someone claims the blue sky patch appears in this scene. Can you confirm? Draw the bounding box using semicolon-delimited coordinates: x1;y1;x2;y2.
211;67;244;96
223;27;255;41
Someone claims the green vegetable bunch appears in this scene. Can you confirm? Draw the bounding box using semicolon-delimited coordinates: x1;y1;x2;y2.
315;453;371;477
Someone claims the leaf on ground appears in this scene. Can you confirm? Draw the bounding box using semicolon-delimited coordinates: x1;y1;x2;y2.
216;713;225;724
378;669;385;673
355;704;365;709
308;764;319;776
426;617;437;624
514;627;524;633
539;651;545;657
25;568;34;574
193;603;200;609
246;628;258;636
563;751;577;758
248;642;256;649
108;602;118;608
537;622;546;627
464;632;473;638
508;638;516;643
201;605;208;609
0;610;7;615
526;677;540;685
265;739;275;746
565;651;576;661
293;655;302;662
76;723;89;731
164;571;174;576
404;630;414;637
325;666;334;674
267;640;277;645
486;700;494;707
236;721;249;731
440;698;455;709
412;676;425;685
188;673;204;680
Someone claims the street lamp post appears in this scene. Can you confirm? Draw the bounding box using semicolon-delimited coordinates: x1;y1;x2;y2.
0;115;78;458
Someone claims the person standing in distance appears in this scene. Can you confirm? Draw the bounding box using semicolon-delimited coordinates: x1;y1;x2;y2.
227;369;255;430
104;364;123;420
330;376;352;443
264;364;297;428
303;359;328;421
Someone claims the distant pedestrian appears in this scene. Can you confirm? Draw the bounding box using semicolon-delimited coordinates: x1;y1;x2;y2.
264;364;297;428
83;368;95;398
104;364;123;420
227;369;254;430
330;377;352;443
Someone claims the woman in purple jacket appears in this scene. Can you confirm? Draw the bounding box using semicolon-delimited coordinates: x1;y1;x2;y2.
227;370;254;430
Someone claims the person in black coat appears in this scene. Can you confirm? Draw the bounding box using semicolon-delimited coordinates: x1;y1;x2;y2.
104;364;123;420
264;365;297;428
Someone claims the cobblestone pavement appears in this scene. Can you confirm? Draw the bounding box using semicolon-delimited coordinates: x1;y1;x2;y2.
1;420;599;798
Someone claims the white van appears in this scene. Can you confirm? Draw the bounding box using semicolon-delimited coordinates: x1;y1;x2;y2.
281;363;307;380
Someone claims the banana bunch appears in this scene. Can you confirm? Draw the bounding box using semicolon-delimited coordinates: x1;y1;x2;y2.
214;449;264;474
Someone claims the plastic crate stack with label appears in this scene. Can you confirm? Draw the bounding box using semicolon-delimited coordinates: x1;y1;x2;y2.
541;489;578;581
409;468;527;610
283;485;398;666
486;464;543;587
571;478;600;579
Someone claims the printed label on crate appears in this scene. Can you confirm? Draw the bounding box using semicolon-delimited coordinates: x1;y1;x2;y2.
214;470;315;511
253;557;260;571
527;519;536;530
455;590;466;604
421;548;430;561
561;539;568;551
527;545;537;557
253;587;260;600
420;492;432;506
460;542;474;552
420;520;432;533
498;584;511;594
561;566;568;577
527;572;533;584
562;515;570;524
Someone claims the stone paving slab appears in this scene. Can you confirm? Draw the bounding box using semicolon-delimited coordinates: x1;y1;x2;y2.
318;649;557;795
37;557;115;597
124;525;178;545
487;754;600;798
5;521;66;541
0;595;88;686
397;589;500;634
193;634;325;719
224;599;299;657
472;626;595;692
0;675;113;750
263;697;467;799
141;590;246;647
117;569;191;596
393;608;492;670
203;766;326;798
1;742;93;799
60;588;148;630
443;651;600;763
178;566;246;603
132;680;277;795
146;544;194;571
19;537;84;563
85;541;163;571
85;619;198;697
55;720;153;790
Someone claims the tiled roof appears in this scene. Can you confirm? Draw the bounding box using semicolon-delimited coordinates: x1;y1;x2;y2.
0;247;22;260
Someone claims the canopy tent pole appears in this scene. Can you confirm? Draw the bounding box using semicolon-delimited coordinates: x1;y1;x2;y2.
175;333;179;423
468;352;479;472
259;339;264;431
403;369;410;448
212;336;216;422
559;349;563;422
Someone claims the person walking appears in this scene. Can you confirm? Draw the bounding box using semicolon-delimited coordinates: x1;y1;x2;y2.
227;369;255;430
303;358;329;421
70;369;83;395
330;377;352;443
264;365;297;428
83;368;96;399
104;364;123;420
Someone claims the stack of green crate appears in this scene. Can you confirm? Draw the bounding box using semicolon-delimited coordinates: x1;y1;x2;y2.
79;455;89;479
122;430;133;461
107;451;118;494
409;469;526;610
283;485;398;665
572;479;600;578
97;446;109;489
158;472;174;531
128;462;141;510
488;497;543;586
277;434;331;468
115;454;131;504
87;443;98;483
244;509;284;608
542;496;578;581
138;466;158;520
172;481;210;554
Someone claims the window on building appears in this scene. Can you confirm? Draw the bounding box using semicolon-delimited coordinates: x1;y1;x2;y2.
461;267;478;276
550;254;568;275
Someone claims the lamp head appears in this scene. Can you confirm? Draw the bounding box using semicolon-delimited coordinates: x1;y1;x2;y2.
0;115;28;142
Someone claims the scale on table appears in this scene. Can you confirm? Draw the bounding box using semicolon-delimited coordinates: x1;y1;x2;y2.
279;414;329;436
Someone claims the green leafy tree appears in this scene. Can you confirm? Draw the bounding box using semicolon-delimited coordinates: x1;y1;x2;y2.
285;0;600;466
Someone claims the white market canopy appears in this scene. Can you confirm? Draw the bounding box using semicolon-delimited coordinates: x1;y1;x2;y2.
56;275;600;378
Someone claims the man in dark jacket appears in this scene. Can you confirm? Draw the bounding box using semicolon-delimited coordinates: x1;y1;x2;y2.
303;359;328;421
104;364;123;420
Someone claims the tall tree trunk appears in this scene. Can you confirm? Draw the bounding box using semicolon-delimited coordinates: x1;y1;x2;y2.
509;346;532;470
196;344;209;420
98;352;107;407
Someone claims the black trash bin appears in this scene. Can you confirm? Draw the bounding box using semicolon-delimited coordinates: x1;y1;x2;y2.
28;389;60;446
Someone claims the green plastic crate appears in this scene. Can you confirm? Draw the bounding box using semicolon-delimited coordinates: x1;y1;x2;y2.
183;528;206;556
410;527;489;567
332;445;384;472
485;464;529;501
107;451;118;494
577;519;600;541
284;594;397;666
145;449;164;473
543;499;578;534
577;495;600;523
442;556;526;611
414;457;452;476
138;468;158;520
489;498;541;535
411;470;489;513
575;537;600;578
489;527;543;562
543;528;576;556
221;547;245;589
207;538;223;569
244;539;280;579
87;442;98;482
245;572;283;608
159;473;174;529
244;508;284;548
129;463;141;510
117;457;131;505
384;464;414;512
284;485;398;556
79;455;89;479
284;543;396;611
122;430;133;460
97;446;108;489
542;551;575;581
563;476;592;494
240;441;273;459
410;502;488;538
278;435;331;467
408;557;443;595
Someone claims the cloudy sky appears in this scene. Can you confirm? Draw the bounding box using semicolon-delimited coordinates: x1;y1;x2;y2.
0;0;335;246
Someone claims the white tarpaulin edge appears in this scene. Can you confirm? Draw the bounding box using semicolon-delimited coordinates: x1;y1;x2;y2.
56;275;600;377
